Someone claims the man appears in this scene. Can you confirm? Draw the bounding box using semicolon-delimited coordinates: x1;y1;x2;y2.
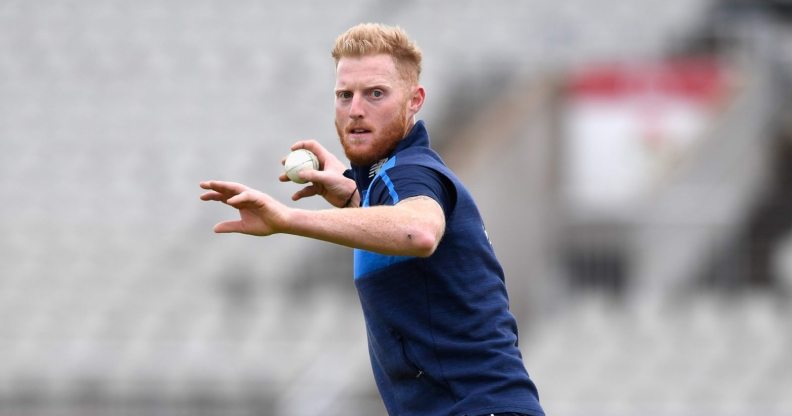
200;23;544;416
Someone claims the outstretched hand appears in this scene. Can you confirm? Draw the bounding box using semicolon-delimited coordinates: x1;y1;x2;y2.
199;181;290;236
280;140;358;208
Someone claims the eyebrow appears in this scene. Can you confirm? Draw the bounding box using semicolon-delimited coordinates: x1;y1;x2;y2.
334;82;391;93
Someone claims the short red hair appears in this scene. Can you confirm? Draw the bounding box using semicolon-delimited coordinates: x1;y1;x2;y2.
332;23;422;86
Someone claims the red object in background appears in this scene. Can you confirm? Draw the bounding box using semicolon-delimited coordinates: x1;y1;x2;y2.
565;57;728;105
561;56;731;212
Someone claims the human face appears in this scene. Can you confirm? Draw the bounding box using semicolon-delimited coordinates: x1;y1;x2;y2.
334;54;424;166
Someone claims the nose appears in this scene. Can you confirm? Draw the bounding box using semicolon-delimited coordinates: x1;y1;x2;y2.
349;95;364;119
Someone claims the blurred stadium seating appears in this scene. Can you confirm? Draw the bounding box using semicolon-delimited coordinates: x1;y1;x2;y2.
1;0;791;415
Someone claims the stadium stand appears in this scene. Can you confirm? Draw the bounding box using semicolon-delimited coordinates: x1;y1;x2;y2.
0;0;790;415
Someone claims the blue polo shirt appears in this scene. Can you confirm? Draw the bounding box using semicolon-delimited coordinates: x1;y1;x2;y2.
349;121;544;416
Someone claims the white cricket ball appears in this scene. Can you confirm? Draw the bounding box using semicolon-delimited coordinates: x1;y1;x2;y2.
284;149;319;184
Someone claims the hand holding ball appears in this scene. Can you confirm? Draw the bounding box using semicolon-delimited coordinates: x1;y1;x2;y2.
284;149;319;184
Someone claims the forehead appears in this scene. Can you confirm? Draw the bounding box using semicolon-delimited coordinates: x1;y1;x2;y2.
335;54;400;88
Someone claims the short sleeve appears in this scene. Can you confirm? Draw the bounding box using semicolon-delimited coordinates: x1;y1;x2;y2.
366;165;456;215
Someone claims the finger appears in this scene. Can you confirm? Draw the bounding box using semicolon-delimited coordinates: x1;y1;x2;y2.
290;139;323;152
214;220;243;234
292;185;319;201
226;190;261;208
297;169;320;184
298;169;341;186
199;191;228;202
289;141;346;173
200;180;247;195
278;172;289;182
291;140;330;162
200;180;225;190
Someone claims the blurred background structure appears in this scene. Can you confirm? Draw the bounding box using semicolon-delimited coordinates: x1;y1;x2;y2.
1;0;792;415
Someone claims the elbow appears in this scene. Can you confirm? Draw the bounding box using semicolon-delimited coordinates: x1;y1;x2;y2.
394;200;446;257
407;228;441;258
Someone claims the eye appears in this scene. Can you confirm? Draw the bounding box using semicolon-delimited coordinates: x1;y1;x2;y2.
370;89;384;98
337;91;352;100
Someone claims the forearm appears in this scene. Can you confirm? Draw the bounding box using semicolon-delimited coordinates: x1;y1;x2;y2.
199;180;443;255
284;202;442;257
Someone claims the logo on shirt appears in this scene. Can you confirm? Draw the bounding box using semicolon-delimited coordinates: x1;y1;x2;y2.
369;158;388;178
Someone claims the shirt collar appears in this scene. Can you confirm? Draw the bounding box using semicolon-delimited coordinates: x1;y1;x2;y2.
392;119;430;155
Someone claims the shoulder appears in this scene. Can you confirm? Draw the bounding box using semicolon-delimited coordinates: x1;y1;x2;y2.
368;161;457;215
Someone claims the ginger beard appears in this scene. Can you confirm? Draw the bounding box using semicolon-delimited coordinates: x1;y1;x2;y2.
336;101;411;166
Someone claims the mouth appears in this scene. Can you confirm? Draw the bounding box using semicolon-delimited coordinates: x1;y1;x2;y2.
347;127;373;139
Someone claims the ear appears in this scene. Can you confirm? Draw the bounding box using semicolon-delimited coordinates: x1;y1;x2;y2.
407;85;426;117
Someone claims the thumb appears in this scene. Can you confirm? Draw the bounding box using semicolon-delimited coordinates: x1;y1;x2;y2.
214;220;243;234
